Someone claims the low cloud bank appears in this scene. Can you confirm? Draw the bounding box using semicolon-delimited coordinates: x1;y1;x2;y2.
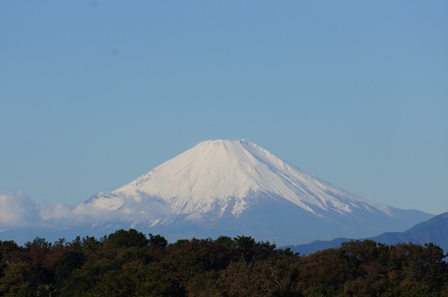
0;192;41;228
0;192;169;230
0;192;101;229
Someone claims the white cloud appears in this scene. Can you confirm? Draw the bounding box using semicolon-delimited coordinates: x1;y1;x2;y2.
0;192;41;227
0;192;170;229
42;201;124;225
40;202;74;220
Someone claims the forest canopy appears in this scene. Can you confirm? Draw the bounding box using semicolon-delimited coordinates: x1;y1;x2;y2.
1;229;448;296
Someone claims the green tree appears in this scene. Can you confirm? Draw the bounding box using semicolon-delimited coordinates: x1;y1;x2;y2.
148;233;168;248
54;251;85;284
104;229;148;249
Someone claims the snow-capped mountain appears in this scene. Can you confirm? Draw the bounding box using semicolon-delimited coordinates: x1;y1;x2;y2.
74;139;431;245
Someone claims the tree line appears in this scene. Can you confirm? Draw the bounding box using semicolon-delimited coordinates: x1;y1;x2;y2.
1;229;448;296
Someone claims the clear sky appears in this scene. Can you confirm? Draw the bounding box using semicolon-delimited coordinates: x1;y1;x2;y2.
1;1;447;215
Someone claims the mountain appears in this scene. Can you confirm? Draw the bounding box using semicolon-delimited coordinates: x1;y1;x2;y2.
288;212;448;255
64;139;431;245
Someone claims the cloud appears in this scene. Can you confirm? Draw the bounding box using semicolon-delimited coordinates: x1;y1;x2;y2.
40;202;74;220
0;192;41;227
71;194;171;223
0;192;119;228
41;202;122;225
0;191;171;229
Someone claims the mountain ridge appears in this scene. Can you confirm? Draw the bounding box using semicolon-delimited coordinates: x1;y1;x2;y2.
69;139;431;245
80;139;393;221
0;139;433;245
288;212;448;255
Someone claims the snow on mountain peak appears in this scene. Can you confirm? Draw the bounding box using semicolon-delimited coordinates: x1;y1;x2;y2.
41;139;433;246
85;139;391;220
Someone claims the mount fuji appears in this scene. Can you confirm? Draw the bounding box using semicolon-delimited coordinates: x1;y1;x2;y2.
63;139;431;245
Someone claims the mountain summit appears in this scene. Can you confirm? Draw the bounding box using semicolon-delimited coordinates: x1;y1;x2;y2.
74;139;431;245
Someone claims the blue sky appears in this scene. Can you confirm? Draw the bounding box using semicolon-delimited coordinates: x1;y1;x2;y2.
1;1;447;215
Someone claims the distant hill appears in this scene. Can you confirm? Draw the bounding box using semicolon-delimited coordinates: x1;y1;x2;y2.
287;212;448;255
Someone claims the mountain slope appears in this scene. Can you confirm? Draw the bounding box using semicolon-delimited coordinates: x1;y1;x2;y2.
79;139;394;220
67;139;431;245
288;212;448;255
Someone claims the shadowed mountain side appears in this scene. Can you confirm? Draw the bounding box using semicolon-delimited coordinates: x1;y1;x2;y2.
1;196;432;247
287;212;448;255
